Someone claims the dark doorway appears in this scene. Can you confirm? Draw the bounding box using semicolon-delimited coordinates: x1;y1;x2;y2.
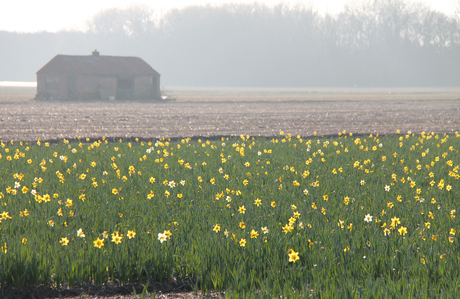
117;78;134;99
67;73;75;99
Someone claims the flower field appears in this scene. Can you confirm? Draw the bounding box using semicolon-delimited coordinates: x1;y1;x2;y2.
1;131;459;297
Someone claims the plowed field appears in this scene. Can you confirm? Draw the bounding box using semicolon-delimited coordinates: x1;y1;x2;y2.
1;87;460;142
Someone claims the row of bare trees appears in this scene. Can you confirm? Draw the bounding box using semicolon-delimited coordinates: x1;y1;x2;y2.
88;1;460;49
1;0;460;86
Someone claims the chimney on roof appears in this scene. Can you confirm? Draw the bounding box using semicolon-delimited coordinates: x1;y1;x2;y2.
92;49;99;58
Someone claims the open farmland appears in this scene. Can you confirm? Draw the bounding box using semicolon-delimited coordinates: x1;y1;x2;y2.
0;87;460;142
1;87;460;298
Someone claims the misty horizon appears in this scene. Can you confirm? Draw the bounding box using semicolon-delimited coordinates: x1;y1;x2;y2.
1;0;460;88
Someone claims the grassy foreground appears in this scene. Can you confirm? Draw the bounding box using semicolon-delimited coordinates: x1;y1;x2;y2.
0;132;459;298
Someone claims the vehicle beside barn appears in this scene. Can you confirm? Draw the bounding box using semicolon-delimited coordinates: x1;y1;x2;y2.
35;50;160;101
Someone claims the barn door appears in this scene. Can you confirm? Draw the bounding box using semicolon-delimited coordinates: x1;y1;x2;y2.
67;73;76;100
117;78;134;99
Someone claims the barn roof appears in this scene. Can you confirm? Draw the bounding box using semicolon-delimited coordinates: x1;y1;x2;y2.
37;50;159;77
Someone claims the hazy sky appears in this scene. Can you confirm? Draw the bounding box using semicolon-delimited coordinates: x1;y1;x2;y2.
1;0;458;32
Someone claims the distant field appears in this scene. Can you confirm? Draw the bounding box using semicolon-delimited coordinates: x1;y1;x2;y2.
163;86;460;102
0;98;460;142
1;84;460;103
0;85;36;102
1;83;460;142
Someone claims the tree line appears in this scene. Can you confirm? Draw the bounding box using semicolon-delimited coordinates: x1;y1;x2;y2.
1;0;459;87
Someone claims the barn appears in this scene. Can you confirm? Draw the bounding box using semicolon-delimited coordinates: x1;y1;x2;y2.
35;50;161;101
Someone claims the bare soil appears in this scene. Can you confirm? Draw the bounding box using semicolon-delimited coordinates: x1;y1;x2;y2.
1;283;222;299
1;94;460;142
